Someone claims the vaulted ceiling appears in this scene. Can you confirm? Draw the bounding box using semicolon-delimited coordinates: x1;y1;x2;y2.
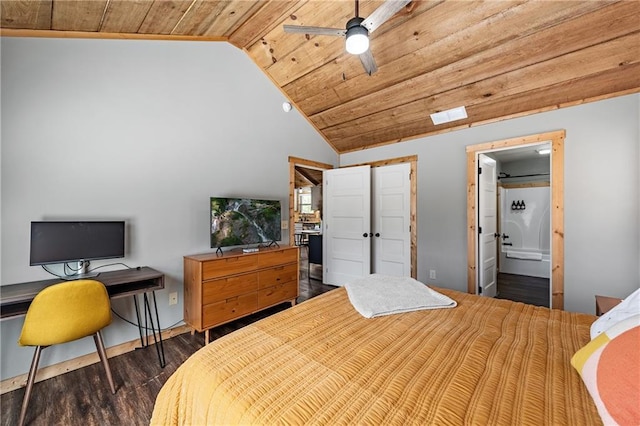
2;0;639;154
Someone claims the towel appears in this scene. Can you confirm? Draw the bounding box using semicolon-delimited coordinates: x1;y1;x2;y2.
506;251;543;261
345;274;457;318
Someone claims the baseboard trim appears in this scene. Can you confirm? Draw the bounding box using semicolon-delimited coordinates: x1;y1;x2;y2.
0;324;192;395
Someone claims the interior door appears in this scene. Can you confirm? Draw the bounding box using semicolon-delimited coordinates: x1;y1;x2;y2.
323;165;371;286
478;154;498;297
372;163;411;276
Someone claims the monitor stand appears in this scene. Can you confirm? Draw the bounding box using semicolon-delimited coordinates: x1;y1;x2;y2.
63;261;100;280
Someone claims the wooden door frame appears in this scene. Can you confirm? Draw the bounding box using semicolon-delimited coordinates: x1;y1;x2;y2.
466;131;565;309
288;156;334;247
343;155;418;279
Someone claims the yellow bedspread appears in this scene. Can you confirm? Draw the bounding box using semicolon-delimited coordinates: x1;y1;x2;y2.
151;287;601;425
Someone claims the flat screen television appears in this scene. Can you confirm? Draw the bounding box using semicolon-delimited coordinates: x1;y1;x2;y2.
210;198;281;249
30;221;125;266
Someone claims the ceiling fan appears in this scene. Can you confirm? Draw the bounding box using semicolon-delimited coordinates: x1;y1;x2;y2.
283;0;412;75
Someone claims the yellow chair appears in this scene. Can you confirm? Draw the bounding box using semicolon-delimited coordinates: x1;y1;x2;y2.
17;279;116;426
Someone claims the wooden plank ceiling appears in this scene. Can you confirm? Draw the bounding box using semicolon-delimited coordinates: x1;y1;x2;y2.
2;0;639;154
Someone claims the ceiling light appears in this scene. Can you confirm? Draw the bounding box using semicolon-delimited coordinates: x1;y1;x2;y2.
430;106;468;125
536;147;551;155
345;18;369;55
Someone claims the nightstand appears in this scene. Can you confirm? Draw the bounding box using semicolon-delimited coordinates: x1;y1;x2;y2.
595;295;623;316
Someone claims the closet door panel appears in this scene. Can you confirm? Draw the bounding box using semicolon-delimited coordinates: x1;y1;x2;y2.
323;165;371;286
372;163;411;276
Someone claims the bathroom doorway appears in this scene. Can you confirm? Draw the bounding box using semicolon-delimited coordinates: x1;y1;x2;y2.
491;146;551;307
466;131;565;310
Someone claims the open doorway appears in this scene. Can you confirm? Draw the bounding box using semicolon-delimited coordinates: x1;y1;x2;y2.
485;145;551;307
288;157;334;283
466;131;565;310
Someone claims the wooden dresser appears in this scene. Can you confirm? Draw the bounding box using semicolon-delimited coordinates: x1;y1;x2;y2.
184;246;299;343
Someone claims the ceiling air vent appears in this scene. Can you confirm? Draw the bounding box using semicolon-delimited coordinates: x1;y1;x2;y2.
430;106;468;125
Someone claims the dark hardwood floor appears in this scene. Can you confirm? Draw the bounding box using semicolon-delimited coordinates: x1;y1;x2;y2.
0;249;335;426
496;272;550;307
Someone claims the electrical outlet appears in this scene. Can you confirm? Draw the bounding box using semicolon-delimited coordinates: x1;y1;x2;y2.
429;270;436;280
169;292;178;305
281;220;289;230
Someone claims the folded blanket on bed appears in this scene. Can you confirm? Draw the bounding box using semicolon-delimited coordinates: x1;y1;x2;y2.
345;274;457;318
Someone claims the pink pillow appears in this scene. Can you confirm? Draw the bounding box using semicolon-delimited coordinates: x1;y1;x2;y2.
572;315;640;425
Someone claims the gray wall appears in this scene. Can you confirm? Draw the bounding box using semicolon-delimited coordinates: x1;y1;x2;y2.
0;37;336;380
341;94;640;314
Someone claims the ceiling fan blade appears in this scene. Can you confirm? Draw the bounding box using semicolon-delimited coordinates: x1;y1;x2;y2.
283;25;346;37
362;0;412;33
359;49;378;75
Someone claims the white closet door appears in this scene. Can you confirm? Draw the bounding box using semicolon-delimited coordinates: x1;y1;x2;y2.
478;154;498;297
372;163;411;276
323;166;371;286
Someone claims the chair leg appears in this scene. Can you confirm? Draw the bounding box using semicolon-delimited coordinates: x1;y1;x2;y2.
18;346;43;426
93;331;116;394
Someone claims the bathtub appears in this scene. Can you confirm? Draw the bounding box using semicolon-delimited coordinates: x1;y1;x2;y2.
499;247;550;278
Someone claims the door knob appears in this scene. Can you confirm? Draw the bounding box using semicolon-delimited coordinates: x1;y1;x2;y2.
494;233;500;238
363;233;368;237
375;233;380;237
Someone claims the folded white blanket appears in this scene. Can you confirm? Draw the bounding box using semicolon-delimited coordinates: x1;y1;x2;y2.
345;274;457;318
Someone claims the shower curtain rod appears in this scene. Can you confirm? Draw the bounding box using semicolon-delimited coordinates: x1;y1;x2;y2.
498;172;550;179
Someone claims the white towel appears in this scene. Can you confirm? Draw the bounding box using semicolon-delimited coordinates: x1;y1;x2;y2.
506;251;542;261
345;274;457;318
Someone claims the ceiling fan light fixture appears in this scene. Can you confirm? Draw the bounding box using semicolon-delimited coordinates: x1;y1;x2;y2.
345;18;369;55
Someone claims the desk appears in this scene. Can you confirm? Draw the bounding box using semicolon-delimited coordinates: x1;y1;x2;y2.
0;267;166;367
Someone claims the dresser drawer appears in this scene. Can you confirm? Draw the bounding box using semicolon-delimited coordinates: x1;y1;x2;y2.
203;273;258;304
258;282;298;309
257;248;298;268
203;292;257;329
202;255;257;280
258;263;298;289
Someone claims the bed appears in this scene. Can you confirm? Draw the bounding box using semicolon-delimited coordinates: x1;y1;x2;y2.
151;283;603;425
